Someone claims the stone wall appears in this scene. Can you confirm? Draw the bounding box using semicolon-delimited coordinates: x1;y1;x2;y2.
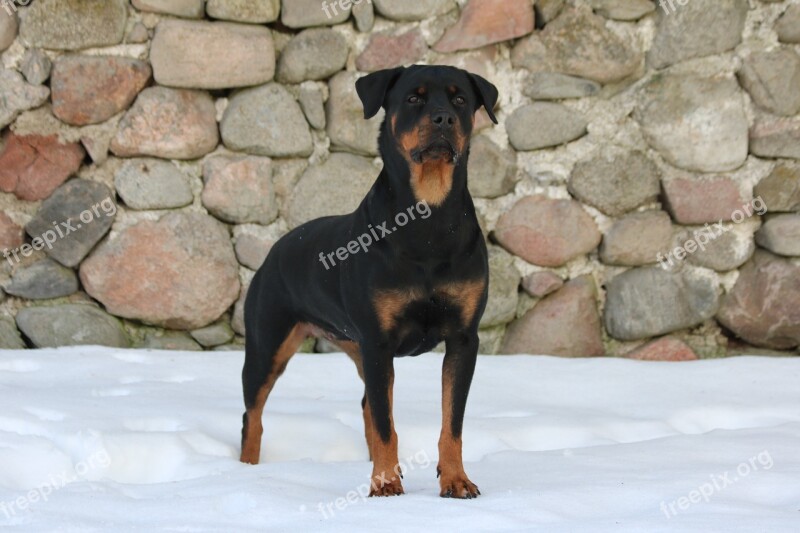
0;0;798;358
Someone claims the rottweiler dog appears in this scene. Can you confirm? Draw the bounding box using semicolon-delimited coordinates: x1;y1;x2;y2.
240;65;498;498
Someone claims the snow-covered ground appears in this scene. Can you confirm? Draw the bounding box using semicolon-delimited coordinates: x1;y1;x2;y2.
0;347;798;532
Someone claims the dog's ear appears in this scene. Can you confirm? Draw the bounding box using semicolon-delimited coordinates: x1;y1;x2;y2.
467;72;499;124
355;67;406;120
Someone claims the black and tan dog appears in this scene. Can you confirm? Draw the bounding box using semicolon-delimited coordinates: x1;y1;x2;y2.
240;65;498;498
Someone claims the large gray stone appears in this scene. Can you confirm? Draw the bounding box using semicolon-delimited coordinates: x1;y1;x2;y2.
535;0;565;23
142;331;203;351
0;318;25;349
16;304;130;348
467;136;518;199
282;0;351;28
373;0;455;21
0;70;50;130
755;215;800;257
132;0;205;18
599;210;672;267
327;72;383;156
754;163;800;213
5;258;78;300
523;73;600;100
589;0;654;21
506;103;587;151
111;87;219;160
604;267;721;341
299;83;326;130
20;49;52;85
114;159;194;211
568;151;660;216
353;0;375;32
151;20;275;90
716;251;800;349
190;321;235;347
277;29;348;84
750;116;800;160
501;275;604;357
511;7;642;84
480;246;520;328
738;48;800;117
685;226;755;272
80;212;240;330
19;0;128;50
26;179;116;268
221;83;313;158
635;74;748;173
0;10;17;52
647;0;747;69
777;5;800;44
207;0;280;23
286;153;376;228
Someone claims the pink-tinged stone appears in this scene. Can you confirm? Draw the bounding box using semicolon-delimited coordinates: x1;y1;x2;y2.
51;56;151;126
521;271;564;298
662;176;746;225
511;7;642;84
501;275;604;357
494;196;601;267
716;251;800;349
80;212;240;330
202;156;278;225
624;337;698;361
356;29;428;72
0;133;85;201
111;87;219;160
0;211;24;250
434;0;534;53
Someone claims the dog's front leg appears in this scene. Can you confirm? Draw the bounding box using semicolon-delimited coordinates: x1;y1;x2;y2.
363;348;404;496
438;332;480;498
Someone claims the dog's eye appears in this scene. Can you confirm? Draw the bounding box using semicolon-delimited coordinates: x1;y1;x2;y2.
408;95;423;104
453;96;466;106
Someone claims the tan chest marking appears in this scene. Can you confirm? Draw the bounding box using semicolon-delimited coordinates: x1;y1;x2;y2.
372;279;486;333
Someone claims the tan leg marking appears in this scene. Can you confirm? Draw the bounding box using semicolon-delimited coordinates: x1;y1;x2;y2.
339;341;376;460
240;323;309;465
438;367;479;498
369;372;404;497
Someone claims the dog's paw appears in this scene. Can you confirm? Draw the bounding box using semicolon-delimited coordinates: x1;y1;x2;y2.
438;467;480;499
369;473;405;497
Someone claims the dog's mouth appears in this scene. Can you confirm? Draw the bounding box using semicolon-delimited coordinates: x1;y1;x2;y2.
411;139;458;164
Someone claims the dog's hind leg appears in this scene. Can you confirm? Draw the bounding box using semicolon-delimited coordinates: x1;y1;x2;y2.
240;305;307;465
339;341;375;461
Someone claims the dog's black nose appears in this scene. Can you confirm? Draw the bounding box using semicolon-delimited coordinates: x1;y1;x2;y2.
432;111;455;130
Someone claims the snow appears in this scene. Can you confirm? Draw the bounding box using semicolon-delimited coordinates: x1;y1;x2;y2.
0;347;799;532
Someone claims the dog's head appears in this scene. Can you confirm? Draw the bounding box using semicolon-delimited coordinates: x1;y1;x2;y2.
356;65;498;205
